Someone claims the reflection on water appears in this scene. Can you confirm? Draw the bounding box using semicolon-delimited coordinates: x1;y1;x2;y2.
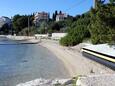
0;37;69;86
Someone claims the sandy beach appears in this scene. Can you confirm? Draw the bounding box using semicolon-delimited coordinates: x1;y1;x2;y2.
39;39;115;77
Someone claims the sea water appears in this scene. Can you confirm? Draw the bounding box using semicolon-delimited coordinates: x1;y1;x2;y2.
0;37;69;86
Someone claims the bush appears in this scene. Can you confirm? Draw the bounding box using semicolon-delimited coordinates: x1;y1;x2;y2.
60;35;73;46
60;15;90;46
90;3;115;44
60;12;91;46
60;27;89;46
19;26;37;36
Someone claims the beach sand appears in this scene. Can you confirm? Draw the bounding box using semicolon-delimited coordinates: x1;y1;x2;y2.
39;39;115;77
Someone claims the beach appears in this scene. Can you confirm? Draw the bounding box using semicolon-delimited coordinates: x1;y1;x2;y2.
39;39;115;77
3;36;115;86
15;38;115;86
6;35;115;76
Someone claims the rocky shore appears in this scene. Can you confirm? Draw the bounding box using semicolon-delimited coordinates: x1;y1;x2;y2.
16;78;73;86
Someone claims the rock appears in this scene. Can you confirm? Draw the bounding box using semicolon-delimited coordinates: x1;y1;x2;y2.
76;74;115;86
16;78;71;86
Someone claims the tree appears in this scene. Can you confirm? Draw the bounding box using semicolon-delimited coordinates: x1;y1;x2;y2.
12;14;34;34
109;0;115;3
52;10;58;21
55;10;58;16
94;0;105;9
17;16;28;29
37;22;48;34
12;14;21;33
52;13;55;21
60;12;91;46
19;26;37;36
59;11;62;14
50;22;60;32
89;3;115;44
65;15;75;27
0;23;11;34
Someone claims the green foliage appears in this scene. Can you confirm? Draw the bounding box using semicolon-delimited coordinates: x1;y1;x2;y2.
60;13;91;46
0;23;11;35
65;15;76;27
52;10;58;21
38;28;46;34
48;29;53;34
17;16;28;29
60;28;90;46
109;0;115;3
48;22;60;33
89;3;115;44
37;22;48;34
8;1;115;46
12;14;34;34
19;26;37;36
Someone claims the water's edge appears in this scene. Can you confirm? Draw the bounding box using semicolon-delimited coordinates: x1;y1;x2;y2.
0;38;70;86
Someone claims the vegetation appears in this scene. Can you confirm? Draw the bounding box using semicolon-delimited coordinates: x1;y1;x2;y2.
52;10;58;21
60;0;115;46
89;2;115;44
12;14;34;35
18;26;37;36
0;0;114;46
11;11;69;36
60;13;91;46
37;22;48;34
0;23;11;35
109;0;115;3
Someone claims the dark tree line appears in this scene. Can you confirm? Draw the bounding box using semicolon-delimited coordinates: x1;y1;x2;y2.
0;23;11;35
12;14;34;34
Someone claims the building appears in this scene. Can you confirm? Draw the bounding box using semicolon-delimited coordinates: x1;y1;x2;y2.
51;33;67;40
56;13;67;22
34;12;49;26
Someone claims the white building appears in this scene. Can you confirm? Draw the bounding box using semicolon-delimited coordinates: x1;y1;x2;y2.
56;13;67;22
51;33;67;40
34;12;49;26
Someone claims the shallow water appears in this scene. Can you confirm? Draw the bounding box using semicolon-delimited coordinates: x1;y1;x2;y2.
0;37;69;86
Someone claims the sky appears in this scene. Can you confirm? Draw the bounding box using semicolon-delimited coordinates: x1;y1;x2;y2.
0;0;109;18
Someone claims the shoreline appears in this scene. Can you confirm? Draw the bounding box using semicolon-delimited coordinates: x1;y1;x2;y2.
39;39;75;77
1;36;115;85
3;35;115;76
39;39;115;77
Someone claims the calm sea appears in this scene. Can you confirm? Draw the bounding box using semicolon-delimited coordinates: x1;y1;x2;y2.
0;37;69;86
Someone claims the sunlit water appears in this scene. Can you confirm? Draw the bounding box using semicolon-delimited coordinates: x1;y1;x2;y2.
0;37;69;86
